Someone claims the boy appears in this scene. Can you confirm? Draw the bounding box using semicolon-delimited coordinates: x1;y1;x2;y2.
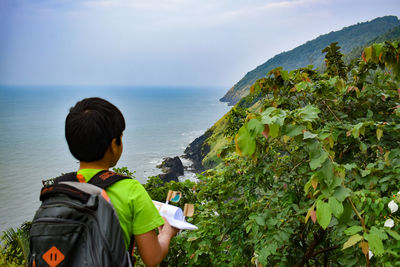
65;97;178;266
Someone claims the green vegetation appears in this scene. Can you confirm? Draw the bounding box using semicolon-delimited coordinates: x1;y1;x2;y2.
151;41;400;266
0;222;31;267
221;16;400;106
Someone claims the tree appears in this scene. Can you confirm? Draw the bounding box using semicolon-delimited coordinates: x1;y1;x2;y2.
322;42;348;79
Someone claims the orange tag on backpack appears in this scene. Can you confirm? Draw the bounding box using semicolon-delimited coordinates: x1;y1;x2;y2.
42;246;65;267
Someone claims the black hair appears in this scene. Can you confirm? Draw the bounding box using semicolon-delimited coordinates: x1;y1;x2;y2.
65;97;125;162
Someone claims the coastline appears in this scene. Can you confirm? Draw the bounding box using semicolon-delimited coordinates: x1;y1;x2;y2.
154;128;213;183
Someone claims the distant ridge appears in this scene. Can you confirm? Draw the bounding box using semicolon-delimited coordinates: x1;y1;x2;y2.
220;16;400;106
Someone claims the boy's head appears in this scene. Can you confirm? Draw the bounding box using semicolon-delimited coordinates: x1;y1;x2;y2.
65;97;125;162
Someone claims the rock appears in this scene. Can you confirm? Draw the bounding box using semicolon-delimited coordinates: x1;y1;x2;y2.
158;172;179;183
158;156;184;175
156;156;184;183
183;129;213;173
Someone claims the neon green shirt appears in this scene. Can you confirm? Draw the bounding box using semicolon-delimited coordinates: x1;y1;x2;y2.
77;169;164;248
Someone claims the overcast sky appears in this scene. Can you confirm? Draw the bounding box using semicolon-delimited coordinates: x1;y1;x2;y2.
0;0;399;87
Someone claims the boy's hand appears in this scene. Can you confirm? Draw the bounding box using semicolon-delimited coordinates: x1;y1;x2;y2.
159;217;179;238
135;218;178;267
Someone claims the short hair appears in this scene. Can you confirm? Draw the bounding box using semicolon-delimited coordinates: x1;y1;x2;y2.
65;97;125;162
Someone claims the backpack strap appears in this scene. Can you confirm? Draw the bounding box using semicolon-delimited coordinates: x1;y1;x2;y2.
51;170;131;188
128;237;136;265
53;172;78;183
89;170;136;264
41;171;130;202
88;170;131;189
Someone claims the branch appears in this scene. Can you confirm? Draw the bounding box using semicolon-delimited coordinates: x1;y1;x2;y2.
311;245;340;257
365;250;370;267
295;229;325;267
347;197;366;230
290;159;306;173
347;195;369;267
322;100;341;122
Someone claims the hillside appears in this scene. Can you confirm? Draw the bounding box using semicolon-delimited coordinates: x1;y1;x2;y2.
184;16;400;171
220;16;400;106
344;24;400;63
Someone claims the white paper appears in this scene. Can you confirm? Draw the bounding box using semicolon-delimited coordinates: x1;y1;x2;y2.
153;201;198;230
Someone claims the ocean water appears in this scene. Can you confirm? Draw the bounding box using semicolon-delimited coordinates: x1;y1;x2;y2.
0;85;230;231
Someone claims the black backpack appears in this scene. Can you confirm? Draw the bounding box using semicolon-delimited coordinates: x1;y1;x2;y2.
29;171;135;267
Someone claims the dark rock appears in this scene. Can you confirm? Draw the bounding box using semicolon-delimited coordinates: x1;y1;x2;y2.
156;156;184;183
158;156;184;175
158;172;179;183
183;129;213;173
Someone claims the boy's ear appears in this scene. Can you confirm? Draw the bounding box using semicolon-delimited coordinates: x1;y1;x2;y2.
110;136;123;154
110;138;119;154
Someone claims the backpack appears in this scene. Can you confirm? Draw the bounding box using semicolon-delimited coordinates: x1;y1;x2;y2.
29;171;135;267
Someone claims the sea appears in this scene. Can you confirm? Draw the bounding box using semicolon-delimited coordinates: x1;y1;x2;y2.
0;85;230;232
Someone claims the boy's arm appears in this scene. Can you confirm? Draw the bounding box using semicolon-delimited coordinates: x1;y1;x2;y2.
135;217;179;267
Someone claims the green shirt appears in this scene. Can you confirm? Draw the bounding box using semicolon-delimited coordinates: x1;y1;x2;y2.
77;169;164;248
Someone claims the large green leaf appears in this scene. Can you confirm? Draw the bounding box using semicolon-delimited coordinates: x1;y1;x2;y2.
351;122;364;138
258;243;278;265
363;46;373;62
386;229;400;240
338;202;354;224
297;105;321;122
308;140;329;170
247;118;264;137
364;232;384;256
372;43;384;63
320;160;334;186
333;186;351;202
370;227;388;240
269;123;280;138
329;197;344;218
344;226;363;236
235;126;256;157
295;81;309;91
342;234;363;250
260;107;276;119
303;131;318;140
282;124;306;137
316;200;332;229
261;108;287;126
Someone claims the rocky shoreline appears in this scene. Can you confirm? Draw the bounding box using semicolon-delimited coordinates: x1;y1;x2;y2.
156;129;213;183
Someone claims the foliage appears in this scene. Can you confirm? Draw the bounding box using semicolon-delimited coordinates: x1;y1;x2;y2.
0;221;31;267
230;41;400;265
113;166;136;178
223;105;248;137
144;176;197;207
322;42;347;79
142;41;400;266
0;253;24;267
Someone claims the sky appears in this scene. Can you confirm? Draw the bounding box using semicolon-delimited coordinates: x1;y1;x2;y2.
0;0;399;87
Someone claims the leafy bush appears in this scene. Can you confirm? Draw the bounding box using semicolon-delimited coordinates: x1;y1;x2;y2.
143;41;400;266
0;221;31;267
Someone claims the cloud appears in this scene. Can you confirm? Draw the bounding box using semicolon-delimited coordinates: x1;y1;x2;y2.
81;0;199;11
4;0;328;31
219;0;327;21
